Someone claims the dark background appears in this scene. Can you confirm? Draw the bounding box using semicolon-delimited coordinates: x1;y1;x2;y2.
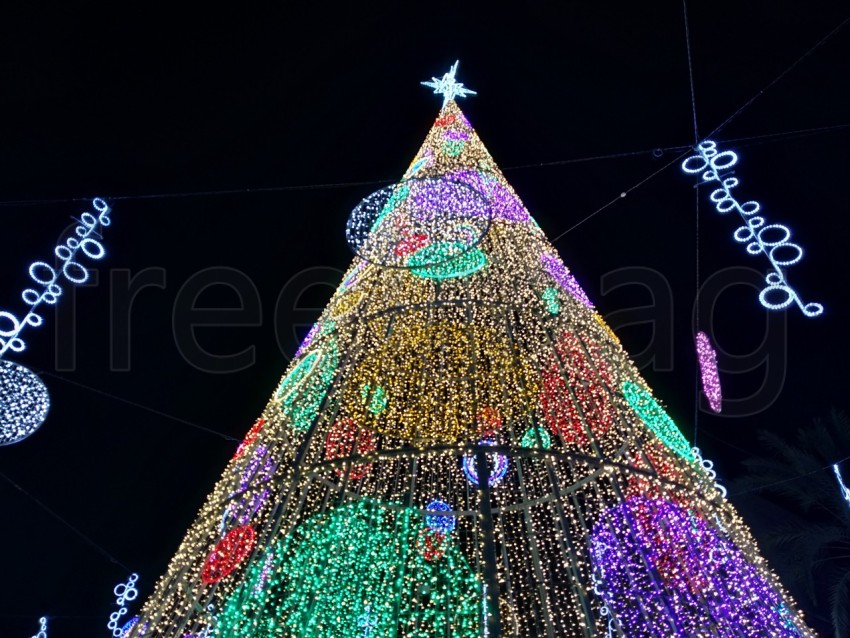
0;2;848;636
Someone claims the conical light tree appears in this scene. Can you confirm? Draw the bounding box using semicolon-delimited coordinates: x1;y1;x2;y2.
130;66;813;637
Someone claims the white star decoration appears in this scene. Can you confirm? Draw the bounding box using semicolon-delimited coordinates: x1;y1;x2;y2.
421;61;477;105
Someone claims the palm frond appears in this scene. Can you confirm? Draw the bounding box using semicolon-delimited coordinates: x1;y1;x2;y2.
831;569;850;638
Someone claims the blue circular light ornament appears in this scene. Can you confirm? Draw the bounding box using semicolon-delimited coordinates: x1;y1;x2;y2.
462;439;508;487
0;360;50;446
425;499;456;535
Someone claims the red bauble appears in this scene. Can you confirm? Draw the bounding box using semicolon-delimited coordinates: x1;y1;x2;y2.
476;406;503;437
325;418;378;480
234;418;265;459
418;529;447;562
395;233;430;258
201;525;256;584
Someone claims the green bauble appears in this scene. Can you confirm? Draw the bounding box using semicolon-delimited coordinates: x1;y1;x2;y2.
276;340;338;432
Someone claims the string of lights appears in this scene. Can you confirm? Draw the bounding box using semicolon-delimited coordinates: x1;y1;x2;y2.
682;140;823;317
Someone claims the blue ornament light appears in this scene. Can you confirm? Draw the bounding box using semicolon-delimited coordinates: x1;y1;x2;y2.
462;439;508;487
681;141;822;317
120;617;139;638
107;573;139;637
424;499;456;535
421;61;477;105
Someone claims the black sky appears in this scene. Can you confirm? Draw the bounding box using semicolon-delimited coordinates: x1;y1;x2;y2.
1;2;848;636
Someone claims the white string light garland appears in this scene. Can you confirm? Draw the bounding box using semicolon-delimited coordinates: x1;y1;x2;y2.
681;141;822;317
0;197;112;446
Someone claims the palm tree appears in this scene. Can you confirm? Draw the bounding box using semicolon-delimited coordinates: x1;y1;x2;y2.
732;409;850;637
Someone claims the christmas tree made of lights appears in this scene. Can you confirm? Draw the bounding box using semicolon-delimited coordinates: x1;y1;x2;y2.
131;67;813;637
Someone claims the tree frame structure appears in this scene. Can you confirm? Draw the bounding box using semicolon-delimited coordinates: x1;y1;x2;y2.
129;79;813;637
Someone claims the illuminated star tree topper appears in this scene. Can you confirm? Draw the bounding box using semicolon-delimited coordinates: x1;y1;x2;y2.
421;60;477;105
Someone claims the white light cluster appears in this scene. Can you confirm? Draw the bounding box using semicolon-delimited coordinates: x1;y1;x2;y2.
0;197;111;358
421;61;477;105
107;573;139;637
0;360;50;446
681;142;822;317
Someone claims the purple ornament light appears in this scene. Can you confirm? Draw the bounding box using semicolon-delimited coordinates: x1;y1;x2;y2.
696;331;722;413
294;323;320;358
220;445;278;534
540;253;594;308
443;129;469;141
589;497;805;637
449;170;530;223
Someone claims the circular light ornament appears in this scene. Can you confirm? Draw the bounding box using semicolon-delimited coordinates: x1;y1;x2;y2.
345;177;492;269
424;499;456;535
418;529;448;562
201;525;256;584
276;352;320;404
0;359;50;446
462;439;508;487
589;497;807;637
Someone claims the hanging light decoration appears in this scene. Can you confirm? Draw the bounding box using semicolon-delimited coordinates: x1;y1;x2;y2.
681;140;822;317
0;197;112;445
695;331;722;413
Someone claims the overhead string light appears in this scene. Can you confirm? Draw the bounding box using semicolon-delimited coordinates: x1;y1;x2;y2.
130;65;814;638
681;141;823;317
0;197;112;445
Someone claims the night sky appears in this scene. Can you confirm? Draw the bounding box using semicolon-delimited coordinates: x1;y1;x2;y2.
1;3;848;636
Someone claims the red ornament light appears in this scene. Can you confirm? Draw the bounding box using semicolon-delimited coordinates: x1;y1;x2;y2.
476;406;503;437
540;331;617;449
395;233;430;258
627;500;710;595
418;529;447;562
434;114;456;127
201;525;256;584
234;418;265;459
325;418;378;480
